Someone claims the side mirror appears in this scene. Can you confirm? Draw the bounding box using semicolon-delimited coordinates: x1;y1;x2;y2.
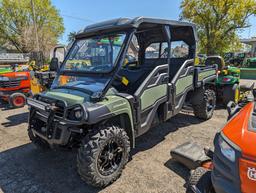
50;57;59;71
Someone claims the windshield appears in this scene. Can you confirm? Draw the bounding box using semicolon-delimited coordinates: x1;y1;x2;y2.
62;33;126;73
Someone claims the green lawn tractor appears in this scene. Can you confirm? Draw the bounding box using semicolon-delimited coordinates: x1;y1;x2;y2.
224;52;246;67
0;67;12;74
244;57;256;68
206;56;240;105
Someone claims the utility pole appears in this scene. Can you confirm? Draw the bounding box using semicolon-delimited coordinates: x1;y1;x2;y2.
30;0;40;52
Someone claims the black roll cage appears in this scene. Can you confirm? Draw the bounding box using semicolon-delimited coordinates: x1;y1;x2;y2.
54;17;196;100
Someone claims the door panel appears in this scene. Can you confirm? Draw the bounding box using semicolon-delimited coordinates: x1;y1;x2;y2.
169;59;194;115
141;84;167;110
134;64;169;136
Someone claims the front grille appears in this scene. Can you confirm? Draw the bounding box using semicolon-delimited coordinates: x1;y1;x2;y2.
54;103;65;117
37;95;65;117
0;80;20;88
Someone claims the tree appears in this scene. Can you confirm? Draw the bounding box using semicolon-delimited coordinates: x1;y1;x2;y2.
180;0;256;55
0;0;64;58
68;31;77;43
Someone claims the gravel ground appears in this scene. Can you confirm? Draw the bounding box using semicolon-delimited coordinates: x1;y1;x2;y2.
0;102;228;193
4;78;255;193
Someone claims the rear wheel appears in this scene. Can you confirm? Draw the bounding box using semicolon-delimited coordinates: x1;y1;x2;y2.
187;167;215;193
193;89;216;120
9;93;26;108
222;84;239;106
77;125;130;187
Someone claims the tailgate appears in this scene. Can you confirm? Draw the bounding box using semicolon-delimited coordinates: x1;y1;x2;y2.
194;65;217;87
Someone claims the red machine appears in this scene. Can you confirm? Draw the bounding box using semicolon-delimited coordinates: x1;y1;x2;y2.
0;71;30;108
171;88;256;193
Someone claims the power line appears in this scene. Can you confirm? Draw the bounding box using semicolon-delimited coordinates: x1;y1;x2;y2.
61;14;94;23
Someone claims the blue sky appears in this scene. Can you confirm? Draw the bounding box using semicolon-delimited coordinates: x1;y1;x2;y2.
51;0;256;44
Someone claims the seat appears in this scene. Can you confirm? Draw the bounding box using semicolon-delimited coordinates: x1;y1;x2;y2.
113;68;150;94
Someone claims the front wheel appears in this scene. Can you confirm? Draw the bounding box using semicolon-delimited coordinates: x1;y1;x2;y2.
9;93;26;108
222;84;240;106
77;125;130;187
193;89;216;120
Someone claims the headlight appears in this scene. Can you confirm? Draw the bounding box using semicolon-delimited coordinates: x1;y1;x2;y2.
218;136;235;162
67;106;87;121
74;107;83;119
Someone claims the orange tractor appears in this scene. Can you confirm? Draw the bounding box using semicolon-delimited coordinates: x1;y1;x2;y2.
0;47;65;108
171;87;256;193
0;71;30;108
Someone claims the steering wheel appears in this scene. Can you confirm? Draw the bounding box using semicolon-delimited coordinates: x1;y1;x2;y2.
124;61;139;70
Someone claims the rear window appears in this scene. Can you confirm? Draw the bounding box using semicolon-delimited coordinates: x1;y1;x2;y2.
171;41;189;58
145;43;160;59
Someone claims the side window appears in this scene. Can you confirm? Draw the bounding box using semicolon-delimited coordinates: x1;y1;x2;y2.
126;35;139;62
160;42;168;58
145;43;160;59
171;41;189;58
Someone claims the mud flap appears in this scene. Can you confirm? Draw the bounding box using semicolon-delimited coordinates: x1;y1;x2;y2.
170;142;211;170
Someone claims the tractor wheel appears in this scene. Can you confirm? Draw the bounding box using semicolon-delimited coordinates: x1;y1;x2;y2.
77;125;130;187
223;84;240;106
28;126;50;150
187;167;215;193
193;89;216;120
9;93;26;108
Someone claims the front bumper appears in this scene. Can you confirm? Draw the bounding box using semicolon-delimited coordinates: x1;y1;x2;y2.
28;97;85;146
212;133;241;193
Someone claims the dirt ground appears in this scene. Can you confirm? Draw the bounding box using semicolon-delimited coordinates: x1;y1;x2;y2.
0;79;254;193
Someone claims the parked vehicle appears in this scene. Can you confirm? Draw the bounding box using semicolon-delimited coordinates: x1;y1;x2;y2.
171;87;256;193
27;17;217;187
0;71;30;108
205;56;240;105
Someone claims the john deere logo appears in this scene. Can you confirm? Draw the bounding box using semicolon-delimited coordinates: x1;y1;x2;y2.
247;167;256;181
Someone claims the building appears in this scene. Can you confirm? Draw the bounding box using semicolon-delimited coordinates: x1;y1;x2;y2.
240;37;256;57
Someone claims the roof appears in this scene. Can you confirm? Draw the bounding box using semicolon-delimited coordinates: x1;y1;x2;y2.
76;17;196;38
241;38;256;45
0;53;30;64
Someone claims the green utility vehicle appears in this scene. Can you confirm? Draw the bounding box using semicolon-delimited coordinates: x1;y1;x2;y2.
244;57;256;68
27;17;217;187
205;56;240;105
224;52;246;66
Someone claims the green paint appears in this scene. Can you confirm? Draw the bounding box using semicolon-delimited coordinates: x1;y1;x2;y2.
45;91;85;105
240;68;256;80
99;95;134;130
0;67;12;74
175;75;193;95
140;84;167;110
216;66;240;85
198;70;216;81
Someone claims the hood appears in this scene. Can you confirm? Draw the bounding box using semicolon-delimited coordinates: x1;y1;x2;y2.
0;71;30;78
217;75;238;84
43;88;91;106
247;57;256;62
222;102;256;157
